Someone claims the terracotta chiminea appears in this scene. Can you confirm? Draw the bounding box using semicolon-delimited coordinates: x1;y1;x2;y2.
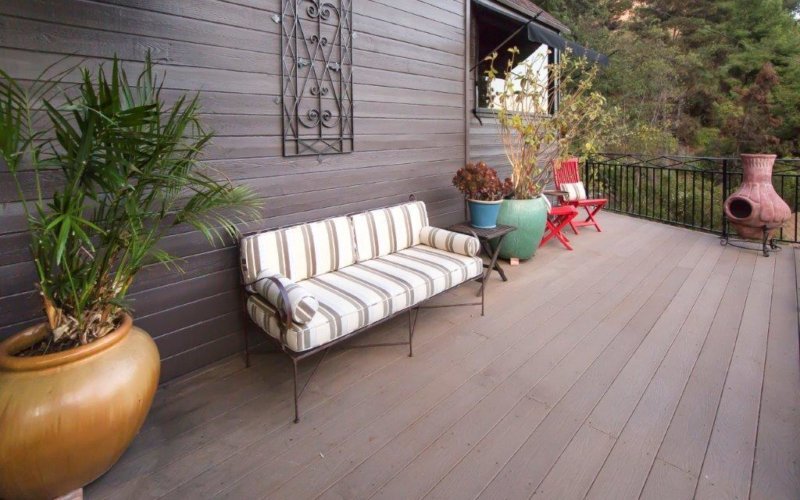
723;154;791;240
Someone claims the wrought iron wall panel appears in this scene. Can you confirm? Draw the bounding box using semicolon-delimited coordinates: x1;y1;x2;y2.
281;0;353;156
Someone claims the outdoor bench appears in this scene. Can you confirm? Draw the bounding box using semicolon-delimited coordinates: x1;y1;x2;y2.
239;197;485;422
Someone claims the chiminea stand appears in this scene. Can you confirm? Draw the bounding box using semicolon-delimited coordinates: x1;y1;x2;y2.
720;225;781;257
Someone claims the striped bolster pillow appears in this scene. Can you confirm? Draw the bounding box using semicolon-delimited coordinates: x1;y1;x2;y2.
253;270;319;325
419;226;480;257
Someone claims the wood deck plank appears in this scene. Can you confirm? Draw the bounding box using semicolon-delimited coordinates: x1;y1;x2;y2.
426;250;696;499
640;458;698;500
362;225;691;500
476;240;725;500
695;255;776;499
80;215;800;500
534;425;617;500
90;308;460;497
584;248;738;499
649;251;757;481
749;249;800;500
532;247;740;500
136;314;487;499
586;238;725;438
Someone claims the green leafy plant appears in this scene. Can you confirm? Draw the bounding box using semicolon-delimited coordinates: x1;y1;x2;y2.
452;161;513;201
485;48;606;199
0;55;261;352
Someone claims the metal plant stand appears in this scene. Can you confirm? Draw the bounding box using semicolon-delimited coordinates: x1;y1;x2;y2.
720;226;781;257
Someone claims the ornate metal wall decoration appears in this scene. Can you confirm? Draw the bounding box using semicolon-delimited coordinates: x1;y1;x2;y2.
280;0;353;156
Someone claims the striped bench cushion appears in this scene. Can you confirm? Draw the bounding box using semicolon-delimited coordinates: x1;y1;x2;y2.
419;226;480;257
247;244;482;352
240;216;356;285
351;201;429;262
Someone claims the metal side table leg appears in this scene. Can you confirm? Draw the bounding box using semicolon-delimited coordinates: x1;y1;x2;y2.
477;235;508;297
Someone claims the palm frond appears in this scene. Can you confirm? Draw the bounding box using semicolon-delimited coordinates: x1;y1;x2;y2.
2;51;263;346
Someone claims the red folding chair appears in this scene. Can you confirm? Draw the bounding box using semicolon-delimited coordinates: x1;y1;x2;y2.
540;202;579;250
553;157;607;234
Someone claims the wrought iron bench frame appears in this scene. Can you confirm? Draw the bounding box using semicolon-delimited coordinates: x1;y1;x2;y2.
238;196;485;423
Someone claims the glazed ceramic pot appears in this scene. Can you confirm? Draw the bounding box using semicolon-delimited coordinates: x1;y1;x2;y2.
468;199;503;228
494;196;548;260
723;154;791;239
0;314;159;499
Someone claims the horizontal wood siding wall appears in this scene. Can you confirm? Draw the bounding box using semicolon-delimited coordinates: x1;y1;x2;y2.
470;115;512;179
0;0;467;381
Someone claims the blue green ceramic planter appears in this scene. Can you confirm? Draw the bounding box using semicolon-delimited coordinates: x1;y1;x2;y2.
494;197;548;260
467;199;503;228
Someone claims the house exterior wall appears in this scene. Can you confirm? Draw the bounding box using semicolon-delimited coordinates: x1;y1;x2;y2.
0;0;468;381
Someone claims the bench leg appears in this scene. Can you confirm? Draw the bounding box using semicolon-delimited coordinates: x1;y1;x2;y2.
291;348;330;423
240;289;251;368
408;307;419;357
292;358;300;423
481;281;485;316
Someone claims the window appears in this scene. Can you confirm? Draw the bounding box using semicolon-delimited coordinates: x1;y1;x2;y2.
471;1;556;113
485;44;550;113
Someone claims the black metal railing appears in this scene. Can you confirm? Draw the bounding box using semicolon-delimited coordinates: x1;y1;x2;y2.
584;153;800;243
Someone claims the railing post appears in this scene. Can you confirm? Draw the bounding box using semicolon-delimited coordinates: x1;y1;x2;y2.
585;156;591;196
721;159;728;238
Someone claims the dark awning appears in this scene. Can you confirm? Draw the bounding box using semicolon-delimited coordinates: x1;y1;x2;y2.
527;23;609;66
472;0;609;66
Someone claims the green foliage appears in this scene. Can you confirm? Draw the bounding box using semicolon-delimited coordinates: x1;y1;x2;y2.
537;0;800;156
0;55;262;347
486;49;606;199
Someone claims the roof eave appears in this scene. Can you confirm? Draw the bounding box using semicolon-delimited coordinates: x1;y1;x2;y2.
492;0;571;34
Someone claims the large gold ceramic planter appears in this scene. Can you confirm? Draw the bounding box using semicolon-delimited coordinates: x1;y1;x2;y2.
0;314;159;499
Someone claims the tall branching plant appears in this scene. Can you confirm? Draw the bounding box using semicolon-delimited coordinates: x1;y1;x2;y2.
0;55;261;350
486;48;606;199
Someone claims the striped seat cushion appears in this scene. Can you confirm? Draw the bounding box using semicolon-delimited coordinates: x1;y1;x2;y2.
240;216;356;285
246;244;482;352
419;226;480;257
252;270;318;325
351;201;429;262
562;181;587;201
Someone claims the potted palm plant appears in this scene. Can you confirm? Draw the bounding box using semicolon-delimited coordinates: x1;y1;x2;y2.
0;56;261;499
486;47;605;259
453;161;513;228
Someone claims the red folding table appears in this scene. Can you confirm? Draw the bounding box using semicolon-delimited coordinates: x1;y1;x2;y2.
540;190;579;251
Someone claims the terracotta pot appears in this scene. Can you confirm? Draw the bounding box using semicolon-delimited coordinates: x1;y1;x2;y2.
0;314;159;499
723;154;791;239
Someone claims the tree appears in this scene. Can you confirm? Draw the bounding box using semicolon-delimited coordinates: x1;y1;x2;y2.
537;0;800;156
722;62;782;154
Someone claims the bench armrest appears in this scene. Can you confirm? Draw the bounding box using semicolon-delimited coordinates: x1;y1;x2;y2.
419;226;480;257
249;270;319;326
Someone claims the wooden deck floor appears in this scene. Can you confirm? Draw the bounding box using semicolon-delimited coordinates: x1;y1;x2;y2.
86;213;800;500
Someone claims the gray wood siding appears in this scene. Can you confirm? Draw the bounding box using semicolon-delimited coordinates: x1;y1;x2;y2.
470;114;512;179
0;0;468;381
